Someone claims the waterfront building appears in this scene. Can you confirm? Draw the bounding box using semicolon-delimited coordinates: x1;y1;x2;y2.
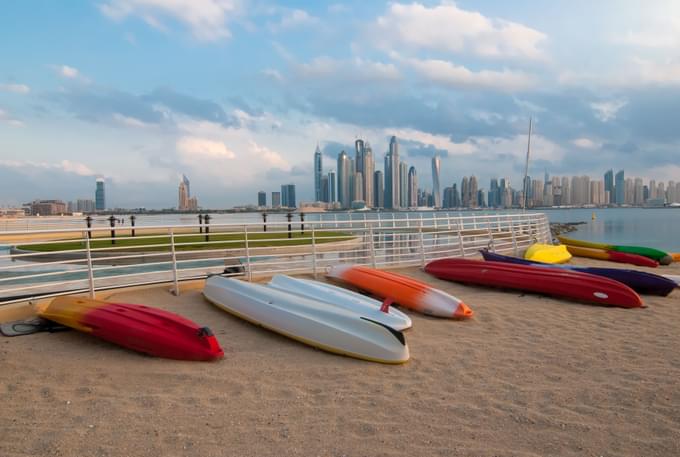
408;166;418;208
399;161;408;208
451;183;460;208
29;199;67;216
314;145;323;202
281;184;296;208
178;180;189;210
615;170;625;204
353;172;364;205
532;179;544;207
431;155;441;208
328;170;336;203
469;176;478;208
657;182;666;203
373;170;384;208
271;191;281;208
633;178;644;205
649;180;657;200
385;136;400;209
320;176;329;203
337;151;351;209
624;178;634;204
354;140;364;202
257;191;266;207
477;189;486;208
461;177;469;207
561;177;570;206
363;142;374;208
604;169;613;199
182;174;191;199
95;178;106;211
489;178;499;207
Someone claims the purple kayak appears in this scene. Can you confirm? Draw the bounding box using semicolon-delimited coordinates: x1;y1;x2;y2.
480;250;677;297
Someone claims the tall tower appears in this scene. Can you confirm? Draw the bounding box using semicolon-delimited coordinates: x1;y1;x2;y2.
373;170;384;208
314;144;323;202
182;174;191;198
363;142;374;208
390;136;400;209
469;176;478;207
337;151;351;209
461;176;469;207
431;154;441;208
178;180;189;210
399;161;408;208
354;139;365;202
328;170;336;203
95;178;106;211
615;170;625;205
408;166;418;208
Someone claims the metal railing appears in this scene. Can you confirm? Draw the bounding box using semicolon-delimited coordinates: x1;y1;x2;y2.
0;212;550;304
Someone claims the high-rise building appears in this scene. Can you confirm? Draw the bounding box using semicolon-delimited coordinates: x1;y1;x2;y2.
271;191;281;208
461;176;469;207
604;169;613;198
178;180;189;210
281;184;296;208
451;183;460;207
431;155;441;208
469;176;478;207
399;161;408;208
477;189;486;208
489;178;499;208
258;191;266;207
363;142;374;208
649;180;657;200
328;170;337;203
407;166;418;207
561;177;570;206
337;151;351;209
373;170;384;208
313;145;323;202
354;140;365;202
615;170;625;205
320;176;329;203
95;178;106;211
385;136;400;209
353;172;364;204
633;178;644;205
182;174;191;198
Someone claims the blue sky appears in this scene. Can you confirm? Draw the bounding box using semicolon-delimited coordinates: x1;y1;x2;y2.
1;0;679;208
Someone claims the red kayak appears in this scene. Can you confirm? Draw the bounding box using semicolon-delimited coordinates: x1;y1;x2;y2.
425;259;644;308
38;297;224;361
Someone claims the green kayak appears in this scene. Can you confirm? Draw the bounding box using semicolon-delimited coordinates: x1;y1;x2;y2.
557;236;672;265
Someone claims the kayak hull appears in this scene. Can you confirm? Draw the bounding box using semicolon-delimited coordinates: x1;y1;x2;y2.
425;258;644;308
203;276;409;364
564;245;659;268
325;264;473;319
267;275;412;331
558;236;672;265
38;297;224;361
482;250;676;296
524;243;572;264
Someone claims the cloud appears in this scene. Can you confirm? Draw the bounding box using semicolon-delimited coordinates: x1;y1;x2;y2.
0;83;30;94
270;9;318;31
0;158;96;176
590;99;627;122
176;136;236;159
328;4;349;14
571;138;599;149
112;112;155;128
294;56;400;83
399;56;536;91
99;0;241;41
58;65;80;79
262;68;284;82
0;108;25;127
373;2;547;60
389;128;477;156
248;140;289;170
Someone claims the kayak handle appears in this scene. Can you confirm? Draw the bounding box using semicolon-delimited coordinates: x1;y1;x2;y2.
380;297;394;314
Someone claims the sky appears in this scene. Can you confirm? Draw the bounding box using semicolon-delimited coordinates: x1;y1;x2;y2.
1;0;680;209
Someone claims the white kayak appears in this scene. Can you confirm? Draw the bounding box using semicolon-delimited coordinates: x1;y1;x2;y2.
203;276;409;364
662;274;680;287
267;275;412;331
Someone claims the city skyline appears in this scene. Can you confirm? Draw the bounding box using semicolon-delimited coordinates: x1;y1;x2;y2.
2;2;680;208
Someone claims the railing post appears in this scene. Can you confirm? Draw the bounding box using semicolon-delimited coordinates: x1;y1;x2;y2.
311;226;317;279
368;224;376;268
418;221;426;267
244;225;252;281
457;222;465;257
84;230;95;298
487;224;495;252
511;219;518;256
169;228;179;295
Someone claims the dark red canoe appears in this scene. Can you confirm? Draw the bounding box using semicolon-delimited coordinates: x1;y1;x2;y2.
39;297;224;361
425;259;644;308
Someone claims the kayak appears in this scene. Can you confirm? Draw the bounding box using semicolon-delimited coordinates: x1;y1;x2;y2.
203;276;409;364
267;275;412;331
425;258;644;308
325;264;473;319
662;274;680;286
524;243;572;264
38;297;224;361
564;245;659;268
557;236;672;265
481;250;676;296
671;253;680;262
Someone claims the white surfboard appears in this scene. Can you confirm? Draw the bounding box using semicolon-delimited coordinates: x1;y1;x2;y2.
267;275;412;331
203;276;409;364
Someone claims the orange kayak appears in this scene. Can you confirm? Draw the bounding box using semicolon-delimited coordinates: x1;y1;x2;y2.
326;265;473;319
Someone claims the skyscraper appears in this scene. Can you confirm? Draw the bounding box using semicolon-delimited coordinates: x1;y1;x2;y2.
182;174;191;198
399;161;408;208
615;170;625;205
258;191;266;207
281;184;296;208
328;170;337;203
320;176;329;203
337;151;351;209
469;176;478;207
461;176;469;207
271;191;281;208
178;180;189;210
353;171;364;204
407;166;418;208
385;136;400;209
314;144;323;202
354;140;365;202
363;142;374;208
489;178;499;208
373;170;384;208
95;178;106;211
431;154;441;208
604;169;613;199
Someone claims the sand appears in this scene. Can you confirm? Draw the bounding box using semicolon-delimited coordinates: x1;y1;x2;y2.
1;258;680;457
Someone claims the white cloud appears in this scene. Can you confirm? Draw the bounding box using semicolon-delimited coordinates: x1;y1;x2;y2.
248;140;289;170
0;159;96;175
60;160;96;176
401;56;535;91
373;2;547;60
262;68;284;82
0;83;30;94
59;65;80;79
295;56;400;83
99;0;241;41
0;108;24;127
176;136;236;159
590;99;627;122
571;138;599;149
113;113;155;128
328;4;349;14
474;134;565;163
388;128;477;155
270;9;318;31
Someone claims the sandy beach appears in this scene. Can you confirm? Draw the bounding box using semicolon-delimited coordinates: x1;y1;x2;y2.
1;257;679;456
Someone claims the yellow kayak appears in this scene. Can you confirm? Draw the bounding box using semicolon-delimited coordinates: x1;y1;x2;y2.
524;243;572;264
671;253;680;262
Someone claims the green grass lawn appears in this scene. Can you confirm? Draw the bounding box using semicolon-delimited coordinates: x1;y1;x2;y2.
17;230;354;252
